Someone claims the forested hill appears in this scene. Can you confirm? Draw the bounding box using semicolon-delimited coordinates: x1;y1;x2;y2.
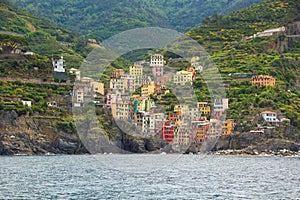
0;0;84;70
188;0;300;133
9;0;262;41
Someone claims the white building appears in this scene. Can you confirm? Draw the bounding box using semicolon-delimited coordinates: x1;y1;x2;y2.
261;111;279;123
69;68;81;81
254;26;286;38
213;98;229;112
22;100;32;107
150;54;164;67
52;56;65;73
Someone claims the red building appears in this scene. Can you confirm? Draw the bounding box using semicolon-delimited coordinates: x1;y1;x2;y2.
162;121;175;143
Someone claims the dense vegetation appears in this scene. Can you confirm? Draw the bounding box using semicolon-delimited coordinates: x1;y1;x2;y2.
9;0;262;41
0;0;92;74
188;0;300;130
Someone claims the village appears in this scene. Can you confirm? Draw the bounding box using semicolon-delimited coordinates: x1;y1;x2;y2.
64;51;290;146
0;25;292;146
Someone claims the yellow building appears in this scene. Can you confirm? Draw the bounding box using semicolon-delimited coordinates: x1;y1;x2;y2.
222;119;235;135
197;102;211;115
91;81;104;95
174;70;193;85
141;82;156;97
130;65;143;77
111;100;131;120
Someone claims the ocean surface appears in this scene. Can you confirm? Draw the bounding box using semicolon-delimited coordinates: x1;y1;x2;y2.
0;154;299;199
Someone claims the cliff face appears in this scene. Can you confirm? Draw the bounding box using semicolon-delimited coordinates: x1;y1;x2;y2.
214;128;300;152
0;110;166;155
0;111;88;155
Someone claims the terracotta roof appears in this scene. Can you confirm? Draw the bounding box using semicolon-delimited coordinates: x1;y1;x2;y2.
261;111;277;114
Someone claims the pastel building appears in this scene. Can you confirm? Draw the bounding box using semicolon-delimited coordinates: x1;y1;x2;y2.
174;70;193;85
152;66;164;78
141;82;156;97
110;78;124;91
112;69;125;78
121;75;135;92
188;107;201;120
134;96;155;112
175;121;189;145
111;100;131;120
76;89;84;103
252;75;276;87
105;94;119;107
209;119;222;136
91;81;104;95
130;65;143;77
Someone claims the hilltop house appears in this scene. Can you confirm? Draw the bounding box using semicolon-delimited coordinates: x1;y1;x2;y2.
245;26;286;40
52;56;65;73
22;100;32;107
261;111;279;123
254;26;286;38
252;75;276;87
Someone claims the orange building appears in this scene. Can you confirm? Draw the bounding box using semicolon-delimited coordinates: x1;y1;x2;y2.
222;119;235;135
112;69;125;78
252;75;276;87
187;66;196;80
196;122;210;143
168;112;180;122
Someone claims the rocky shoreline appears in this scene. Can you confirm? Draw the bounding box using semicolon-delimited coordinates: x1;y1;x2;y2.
209;149;300;156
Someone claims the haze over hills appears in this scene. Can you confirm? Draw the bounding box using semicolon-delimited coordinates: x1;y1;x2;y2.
9;0;263;40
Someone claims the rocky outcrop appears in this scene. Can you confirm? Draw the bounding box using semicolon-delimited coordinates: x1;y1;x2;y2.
0;111;88;155
213;129;300;153
0;110;166;155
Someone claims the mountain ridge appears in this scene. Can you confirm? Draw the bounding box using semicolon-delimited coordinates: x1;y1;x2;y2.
9;0;263;40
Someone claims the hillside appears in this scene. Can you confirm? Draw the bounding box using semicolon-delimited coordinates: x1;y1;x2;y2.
1;0;300;155
188;0;300;137
9;0;262;40
0;0;90;76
